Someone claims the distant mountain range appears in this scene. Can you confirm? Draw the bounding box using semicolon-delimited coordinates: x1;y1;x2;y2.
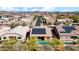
0;7;79;12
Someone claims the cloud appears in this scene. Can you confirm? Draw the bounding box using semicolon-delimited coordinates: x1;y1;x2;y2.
0;7;55;12
31;8;40;11
62;9;76;12
39;7;56;11
27;7;43;11
0;7;14;11
0;7;44;11
0;7;79;12
62;9;70;12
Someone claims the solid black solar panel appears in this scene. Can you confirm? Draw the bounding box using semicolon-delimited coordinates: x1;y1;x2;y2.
32;28;46;34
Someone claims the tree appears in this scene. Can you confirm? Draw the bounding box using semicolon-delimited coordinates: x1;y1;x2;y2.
56;15;61;19
21;22;27;26
33;15;47;26
69;16;79;23
33;15;38;22
0;16;2;19
63;22;70;26
26;36;39;51
10;22;19;28
48;38;64;51
1;39;18;51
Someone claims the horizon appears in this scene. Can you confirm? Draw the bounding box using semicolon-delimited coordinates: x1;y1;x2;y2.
0;7;79;12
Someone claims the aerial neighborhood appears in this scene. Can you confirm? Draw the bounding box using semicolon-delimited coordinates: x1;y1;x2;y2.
0;11;79;51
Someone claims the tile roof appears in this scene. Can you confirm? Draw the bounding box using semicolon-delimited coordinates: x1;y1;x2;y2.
56;25;79;36
1;26;29;37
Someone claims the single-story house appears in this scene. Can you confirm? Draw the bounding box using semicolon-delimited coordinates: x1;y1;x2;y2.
72;23;79;26
20;18;32;22
53;25;79;42
0;26;30;41
57;18;73;23
30;26;52;41
0;25;11;40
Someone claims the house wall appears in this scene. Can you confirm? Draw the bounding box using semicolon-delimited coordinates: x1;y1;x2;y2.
30;36;52;41
0;26;11;36
53;27;60;39
45;36;52;40
0;33;25;40
60;35;74;41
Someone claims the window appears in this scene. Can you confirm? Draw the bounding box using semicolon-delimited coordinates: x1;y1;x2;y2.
71;36;77;39
47;37;50;39
9;36;16;40
3;37;6;39
37;37;44;41
0;37;1;40
18;37;21;39
77;37;79;39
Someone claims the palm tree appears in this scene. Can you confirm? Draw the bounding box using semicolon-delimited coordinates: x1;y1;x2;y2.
33;15;47;26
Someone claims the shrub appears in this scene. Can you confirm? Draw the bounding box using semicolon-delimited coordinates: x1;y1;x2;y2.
2;39;18;50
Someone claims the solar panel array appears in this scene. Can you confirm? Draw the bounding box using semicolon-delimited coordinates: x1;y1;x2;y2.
63;26;76;33
32;28;46;34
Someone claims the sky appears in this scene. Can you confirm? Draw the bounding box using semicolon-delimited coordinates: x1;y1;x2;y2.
0;7;79;12
0;0;79;12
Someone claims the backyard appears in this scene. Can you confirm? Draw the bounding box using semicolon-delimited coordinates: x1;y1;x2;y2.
0;37;66;51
